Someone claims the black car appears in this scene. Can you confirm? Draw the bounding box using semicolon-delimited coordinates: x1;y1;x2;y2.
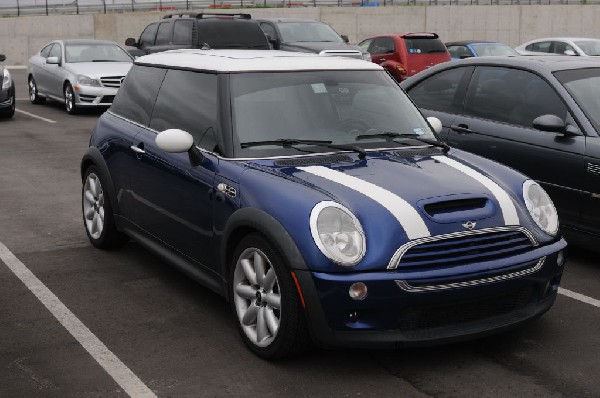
0;53;15;119
125;13;270;56
256;18;370;60
401;56;600;247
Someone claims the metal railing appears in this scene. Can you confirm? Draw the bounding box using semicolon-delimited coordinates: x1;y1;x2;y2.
0;0;596;17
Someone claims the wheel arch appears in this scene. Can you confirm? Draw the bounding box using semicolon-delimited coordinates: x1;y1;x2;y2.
80;146;121;217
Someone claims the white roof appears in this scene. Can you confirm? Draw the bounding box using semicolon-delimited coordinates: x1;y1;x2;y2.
136;49;382;72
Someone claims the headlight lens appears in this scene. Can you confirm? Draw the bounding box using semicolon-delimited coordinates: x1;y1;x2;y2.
76;74;101;87
310;201;366;266
2;68;11;90
523;180;558;236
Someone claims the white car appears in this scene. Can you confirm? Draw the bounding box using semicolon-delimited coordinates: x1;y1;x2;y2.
27;39;133;114
515;37;600;57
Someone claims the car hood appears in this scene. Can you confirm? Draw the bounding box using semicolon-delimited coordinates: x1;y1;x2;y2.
64;62;132;78
282;41;366;56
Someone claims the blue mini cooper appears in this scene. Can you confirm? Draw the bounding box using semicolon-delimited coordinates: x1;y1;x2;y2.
81;50;567;359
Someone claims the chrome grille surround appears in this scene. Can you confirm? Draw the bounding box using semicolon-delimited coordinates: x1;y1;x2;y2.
100;76;125;88
387;226;538;270
395;256;545;293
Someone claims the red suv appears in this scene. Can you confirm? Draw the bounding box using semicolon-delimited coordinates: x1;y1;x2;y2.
359;33;450;81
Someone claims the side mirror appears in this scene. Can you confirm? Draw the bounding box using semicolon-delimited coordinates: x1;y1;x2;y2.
532;114;580;135
125;38;138;47
427;116;443;134
564;49;577;56
46;56;60;65
156;129;204;166
265;34;280;50
341;35;350;43
0;54;5;62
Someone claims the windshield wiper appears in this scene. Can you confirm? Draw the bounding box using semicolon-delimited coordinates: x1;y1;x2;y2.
240;139;367;159
356;132;450;151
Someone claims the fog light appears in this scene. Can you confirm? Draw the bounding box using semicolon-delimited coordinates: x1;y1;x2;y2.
557;250;565;267
349;282;368;300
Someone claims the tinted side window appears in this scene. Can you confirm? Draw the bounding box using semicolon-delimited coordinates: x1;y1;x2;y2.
358;39;372;52
260;23;277;39
407;67;466;113
111;65;166;126
553;41;574;55
447;45;472;59
464;66;568;128
173;20;193;45
155;22;172;46
150;70;218;152
529;41;551;53
140;23;159;47
370;37;395;54
40;44;54;58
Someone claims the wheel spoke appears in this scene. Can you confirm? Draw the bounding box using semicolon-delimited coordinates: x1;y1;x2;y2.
84;191;95;205
241;304;258;326
89;177;98;197
254;251;266;287
235;283;257;300
98;192;104;206
96;215;104;236
240;258;257;286
256;306;268;342
85;208;95;220
264;293;281;310
263;268;276;291
91;213;99;234
98;207;104;222
265;307;279;336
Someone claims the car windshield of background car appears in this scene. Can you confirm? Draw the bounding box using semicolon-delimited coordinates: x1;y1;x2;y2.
472;44;519;57
66;44;133;63
231;70;435;157
555;67;600;132
277;23;343;43
405;38;447;54
573;41;600;56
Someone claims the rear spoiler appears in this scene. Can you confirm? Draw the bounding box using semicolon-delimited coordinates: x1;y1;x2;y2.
402;33;440;39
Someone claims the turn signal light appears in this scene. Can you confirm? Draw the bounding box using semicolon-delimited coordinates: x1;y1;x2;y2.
396;65;407;75
349;282;368;300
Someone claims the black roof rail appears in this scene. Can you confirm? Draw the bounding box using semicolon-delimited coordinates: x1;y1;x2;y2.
162;13;252;20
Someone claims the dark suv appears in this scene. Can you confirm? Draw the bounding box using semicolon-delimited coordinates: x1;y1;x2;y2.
125;13;270;56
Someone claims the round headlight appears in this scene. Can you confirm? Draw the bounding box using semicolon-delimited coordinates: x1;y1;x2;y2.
523;180;558;236
310;201;366;266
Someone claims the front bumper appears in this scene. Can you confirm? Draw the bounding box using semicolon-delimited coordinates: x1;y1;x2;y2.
295;238;566;348
0;86;14;108
74;85;118;107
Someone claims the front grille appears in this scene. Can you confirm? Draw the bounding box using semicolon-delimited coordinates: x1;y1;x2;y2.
100;76;125;88
393;228;536;269
396;286;534;331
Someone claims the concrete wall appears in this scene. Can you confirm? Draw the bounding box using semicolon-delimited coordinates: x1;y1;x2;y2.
2;5;600;65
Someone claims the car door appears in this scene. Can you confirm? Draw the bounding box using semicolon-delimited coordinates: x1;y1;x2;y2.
404;66;473;141
138;23;159;54
447;66;585;229
31;43;54;94
129;69;220;270
45;42;65;98
35;43;59;95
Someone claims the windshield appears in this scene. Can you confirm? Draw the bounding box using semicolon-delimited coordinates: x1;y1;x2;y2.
472;44;519;57
573;40;600;56
277;22;344;43
231;70;436;158
65;44;132;63
555;68;600;132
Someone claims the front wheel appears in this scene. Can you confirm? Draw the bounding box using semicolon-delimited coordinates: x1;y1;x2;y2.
64;83;78;114
230;234;311;359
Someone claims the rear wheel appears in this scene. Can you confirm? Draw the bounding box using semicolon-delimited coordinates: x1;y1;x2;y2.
28;76;45;104
64;82;78;114
230;233;311;359
82;166;128;248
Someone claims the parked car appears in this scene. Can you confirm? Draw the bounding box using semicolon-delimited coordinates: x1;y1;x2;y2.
0;53;15;118
446;40;519;60
358;33;451;81
515;37;600;56
401;56;600;248
125;13;270;56
27;39;133;114
256;18;370;60
81;49;566;359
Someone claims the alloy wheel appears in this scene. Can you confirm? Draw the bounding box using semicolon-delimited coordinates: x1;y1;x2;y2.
83;172;104;240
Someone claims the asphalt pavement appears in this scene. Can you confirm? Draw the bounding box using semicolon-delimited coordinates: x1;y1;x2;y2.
1;68;599;398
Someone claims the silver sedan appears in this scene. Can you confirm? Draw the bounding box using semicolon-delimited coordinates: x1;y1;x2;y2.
27;39;133;114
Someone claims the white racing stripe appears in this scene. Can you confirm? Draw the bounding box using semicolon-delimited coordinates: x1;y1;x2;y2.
432;156;520;225
0;241;157;398
299;165;430;240
559;288;600;308
15;109;57;124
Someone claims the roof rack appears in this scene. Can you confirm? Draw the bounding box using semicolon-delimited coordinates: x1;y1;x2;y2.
163;13;252;20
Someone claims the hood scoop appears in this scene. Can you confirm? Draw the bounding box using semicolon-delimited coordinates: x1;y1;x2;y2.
420;196;494;223
274;154;353;167
393;147;444;158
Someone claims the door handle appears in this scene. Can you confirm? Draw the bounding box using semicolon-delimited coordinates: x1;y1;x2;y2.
130;145;145;154
450;124;473;134
379;58;386;62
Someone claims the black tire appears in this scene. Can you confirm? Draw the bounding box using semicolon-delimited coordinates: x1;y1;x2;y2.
82;166;128;249
28;76;45;104
64;82;78;115
229;233;312;359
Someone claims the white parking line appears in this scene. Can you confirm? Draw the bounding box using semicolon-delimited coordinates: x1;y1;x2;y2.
559;288;600;308
15;109;56;124
0;241;157;398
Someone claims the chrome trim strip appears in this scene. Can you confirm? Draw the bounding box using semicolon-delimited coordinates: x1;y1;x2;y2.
387;226;538;269
395;257;545;293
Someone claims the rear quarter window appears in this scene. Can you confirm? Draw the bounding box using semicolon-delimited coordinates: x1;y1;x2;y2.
407;67;467;113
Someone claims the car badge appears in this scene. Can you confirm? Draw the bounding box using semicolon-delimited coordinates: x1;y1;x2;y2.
462;221;476;230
